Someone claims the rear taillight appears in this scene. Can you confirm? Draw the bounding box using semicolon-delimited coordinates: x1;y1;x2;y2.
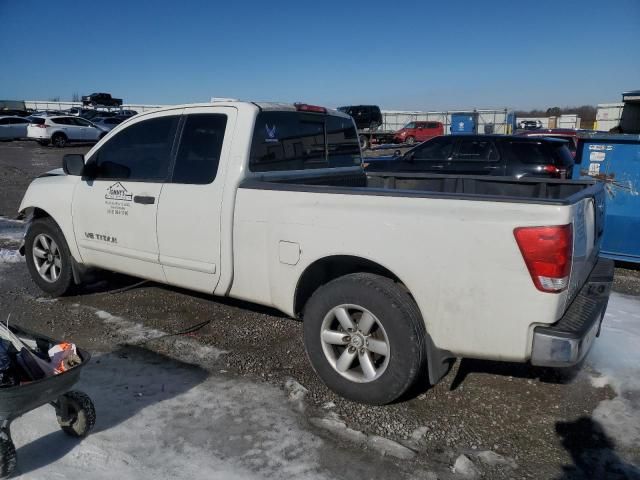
514;225;572;293
541;165;561;177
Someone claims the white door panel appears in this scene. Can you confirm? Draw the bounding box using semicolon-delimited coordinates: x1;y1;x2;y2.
72;108;184;282
157;106;237;292
73;180;165;281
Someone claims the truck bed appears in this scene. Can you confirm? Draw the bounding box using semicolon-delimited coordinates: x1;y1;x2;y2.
242;169;603;205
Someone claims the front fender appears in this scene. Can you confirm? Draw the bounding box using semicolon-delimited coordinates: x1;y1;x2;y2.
18;175;82;263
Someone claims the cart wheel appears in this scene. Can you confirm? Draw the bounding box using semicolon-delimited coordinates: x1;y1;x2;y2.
56;391;96;438
0;437;16;478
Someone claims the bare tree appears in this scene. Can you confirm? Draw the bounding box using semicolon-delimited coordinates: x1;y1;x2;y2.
71;92;80;102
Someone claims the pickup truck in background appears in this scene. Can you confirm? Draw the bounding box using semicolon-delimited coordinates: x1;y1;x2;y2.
81;93;123;108
17;101;613;404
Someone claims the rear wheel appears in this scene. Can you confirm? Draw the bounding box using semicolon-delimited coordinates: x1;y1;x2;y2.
0;436;16;478
303;273;427;405
25;217;74;296
52;132;67;148
405;136;416;145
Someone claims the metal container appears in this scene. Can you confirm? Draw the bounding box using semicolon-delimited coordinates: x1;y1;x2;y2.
450;112;478;135
573;133;640;263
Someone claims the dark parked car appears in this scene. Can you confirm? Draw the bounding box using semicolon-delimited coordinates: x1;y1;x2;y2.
365;135;574;178
515;128;579;157
81;92;123;107
337;105;382;130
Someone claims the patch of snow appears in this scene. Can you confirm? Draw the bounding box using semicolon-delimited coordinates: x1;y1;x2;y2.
452;454;480;479
35;297;58;304
474;450;517;469
410;426;429;443
321;401;336;410
589;374;610;389
0;249;23;263
310;417;367;446
0;216;24;241
310;415;415;460
11;351;333;480
92;309;225;364
588;293;640;449
367;435;416;460
284;378;308;412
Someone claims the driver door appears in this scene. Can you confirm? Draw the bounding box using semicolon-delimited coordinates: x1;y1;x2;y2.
72;109;182;282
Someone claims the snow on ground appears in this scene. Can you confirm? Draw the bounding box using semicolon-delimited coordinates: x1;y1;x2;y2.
7;307;405;480
11;349;332;480
0;248;23;263
587;292;640;449
0;216;24;242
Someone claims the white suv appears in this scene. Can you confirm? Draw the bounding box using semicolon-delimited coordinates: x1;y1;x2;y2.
27;116;107;147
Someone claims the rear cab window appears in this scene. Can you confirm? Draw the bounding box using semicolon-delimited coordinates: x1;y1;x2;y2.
249;111;360;172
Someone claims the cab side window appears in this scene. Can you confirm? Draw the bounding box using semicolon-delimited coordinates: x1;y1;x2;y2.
412;137;454;160
93;115;179;181
172;114;227;184
455;139;499;162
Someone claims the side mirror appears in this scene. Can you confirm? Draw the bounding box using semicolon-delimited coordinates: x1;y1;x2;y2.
394;149;402;157
62;154;85;176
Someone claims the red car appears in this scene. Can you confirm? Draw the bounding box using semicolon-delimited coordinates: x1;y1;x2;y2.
515;128;578;157
393;121;444;145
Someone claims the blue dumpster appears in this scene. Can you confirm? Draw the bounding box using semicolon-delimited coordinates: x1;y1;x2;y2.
450;113;478;135
573;133;640;263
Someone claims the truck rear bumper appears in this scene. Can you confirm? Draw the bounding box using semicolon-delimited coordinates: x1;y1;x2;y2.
530;257;614;367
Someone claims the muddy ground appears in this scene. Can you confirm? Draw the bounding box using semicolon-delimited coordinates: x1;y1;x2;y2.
0;140;638;479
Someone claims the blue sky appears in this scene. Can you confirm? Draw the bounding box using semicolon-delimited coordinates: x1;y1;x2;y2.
1;0;638;110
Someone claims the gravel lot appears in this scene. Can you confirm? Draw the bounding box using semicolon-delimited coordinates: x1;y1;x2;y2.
0;141;639;479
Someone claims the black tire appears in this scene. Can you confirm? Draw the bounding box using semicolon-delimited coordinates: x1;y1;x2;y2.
359;134;369;150
0;436;16;478
303;273;427;405
24;217;75;296
56;391;96;438
52;132;67;148
405;136;416;145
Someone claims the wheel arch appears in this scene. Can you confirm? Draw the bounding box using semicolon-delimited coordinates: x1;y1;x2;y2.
17;206;59;255
294;255;405;317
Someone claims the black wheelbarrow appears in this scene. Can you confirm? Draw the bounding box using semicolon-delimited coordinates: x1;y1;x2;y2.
0;326;95;478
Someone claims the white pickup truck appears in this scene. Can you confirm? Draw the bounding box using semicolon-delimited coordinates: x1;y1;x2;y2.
18;101;613;404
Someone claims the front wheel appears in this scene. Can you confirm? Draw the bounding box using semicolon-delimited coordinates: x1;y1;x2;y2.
56;391;96;438
25;217;75;296
405;136;416;145
303;273;427;405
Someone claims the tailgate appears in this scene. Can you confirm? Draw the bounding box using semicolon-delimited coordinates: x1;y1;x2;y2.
566;185;606;302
